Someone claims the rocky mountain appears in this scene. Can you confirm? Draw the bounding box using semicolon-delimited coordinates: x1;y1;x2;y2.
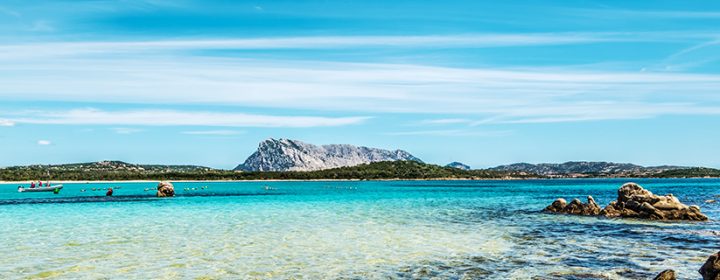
490;161;688;177
445;162;471;170
235;138;422;171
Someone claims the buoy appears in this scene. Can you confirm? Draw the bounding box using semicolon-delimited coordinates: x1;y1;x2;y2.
81;189;86;192
53;188;60;194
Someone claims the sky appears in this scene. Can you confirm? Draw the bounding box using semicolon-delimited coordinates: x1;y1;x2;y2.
1;0;720;169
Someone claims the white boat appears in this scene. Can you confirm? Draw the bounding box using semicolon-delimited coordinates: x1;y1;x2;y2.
18;185;63;193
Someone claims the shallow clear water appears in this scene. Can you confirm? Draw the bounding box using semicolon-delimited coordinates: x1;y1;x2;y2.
1;179;718;279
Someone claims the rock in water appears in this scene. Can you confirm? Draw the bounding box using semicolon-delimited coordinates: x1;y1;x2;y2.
700;251;720;280
545;182;708;221
544;196;601;215
235;138;422;171
653;269;676;280
600;182;708;221
157;181;175;197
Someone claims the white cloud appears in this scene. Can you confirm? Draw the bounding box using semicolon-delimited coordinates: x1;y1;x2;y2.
112;127;144;134
182;130;245;135
421;119;472;125
0;34;611;59
2;57;720;124
2;33;720;125
0;119;14;127
7;109;369;128
385;129;512;137
0;32;716;60
37;140;51;145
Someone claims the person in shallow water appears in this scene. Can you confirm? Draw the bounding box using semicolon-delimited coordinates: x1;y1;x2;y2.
30;182;35;188
106;188;113;196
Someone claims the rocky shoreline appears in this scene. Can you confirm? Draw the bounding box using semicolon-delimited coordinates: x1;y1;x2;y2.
545;182;708;221
545;182;715;279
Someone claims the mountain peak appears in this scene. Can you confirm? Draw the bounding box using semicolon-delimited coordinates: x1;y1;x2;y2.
236;139;422;171
446;162;471;170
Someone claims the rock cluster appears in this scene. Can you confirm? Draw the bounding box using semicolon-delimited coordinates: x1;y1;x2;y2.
545;182;708;221
544;196;601;215
157;181;175;197
700;251;720;280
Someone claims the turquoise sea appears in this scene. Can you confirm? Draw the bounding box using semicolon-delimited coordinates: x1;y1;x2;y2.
1;179;718;279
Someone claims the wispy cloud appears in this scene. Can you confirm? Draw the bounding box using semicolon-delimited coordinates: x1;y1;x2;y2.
0;119;15;127
37;140;51;145
182;130;245;135
5;109;369;128
421;119;472;125
2;32;717;59
571;9;720;19
385;129;512;137
2;56;719;124
111;127;144;134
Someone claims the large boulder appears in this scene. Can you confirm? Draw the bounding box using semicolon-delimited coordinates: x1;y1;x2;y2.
545;182;708;221
699;251;720;280
157;181;175;197
544;196;601;216
600;182;708;221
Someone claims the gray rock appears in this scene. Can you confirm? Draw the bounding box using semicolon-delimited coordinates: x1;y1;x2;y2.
235;138;421;171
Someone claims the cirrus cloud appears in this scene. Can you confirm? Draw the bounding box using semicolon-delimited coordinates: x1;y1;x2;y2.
5;109;370;128
0;119;15;127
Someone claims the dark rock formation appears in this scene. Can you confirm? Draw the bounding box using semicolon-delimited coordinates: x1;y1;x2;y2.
544;196;601;215
653;269;676;280
700;251;720;280
545;182;708;221
157;181;175;197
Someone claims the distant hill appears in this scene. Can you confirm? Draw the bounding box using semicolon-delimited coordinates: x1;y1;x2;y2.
0;161;526;181
37;160;213;172
653;167;720;178
445;162;471;170
235;138;421;172
490;161;690;177
0;161;214;181
1;159;717;181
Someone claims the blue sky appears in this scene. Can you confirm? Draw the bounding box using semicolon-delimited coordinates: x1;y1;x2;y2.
1;0;720;169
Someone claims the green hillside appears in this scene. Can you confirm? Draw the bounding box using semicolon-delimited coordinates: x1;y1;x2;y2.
0;160;527;181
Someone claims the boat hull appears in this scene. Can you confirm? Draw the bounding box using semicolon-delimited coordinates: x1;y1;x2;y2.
18;185;63;193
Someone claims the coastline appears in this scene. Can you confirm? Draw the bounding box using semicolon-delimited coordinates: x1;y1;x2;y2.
1;176;717;185
0;177;528;184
